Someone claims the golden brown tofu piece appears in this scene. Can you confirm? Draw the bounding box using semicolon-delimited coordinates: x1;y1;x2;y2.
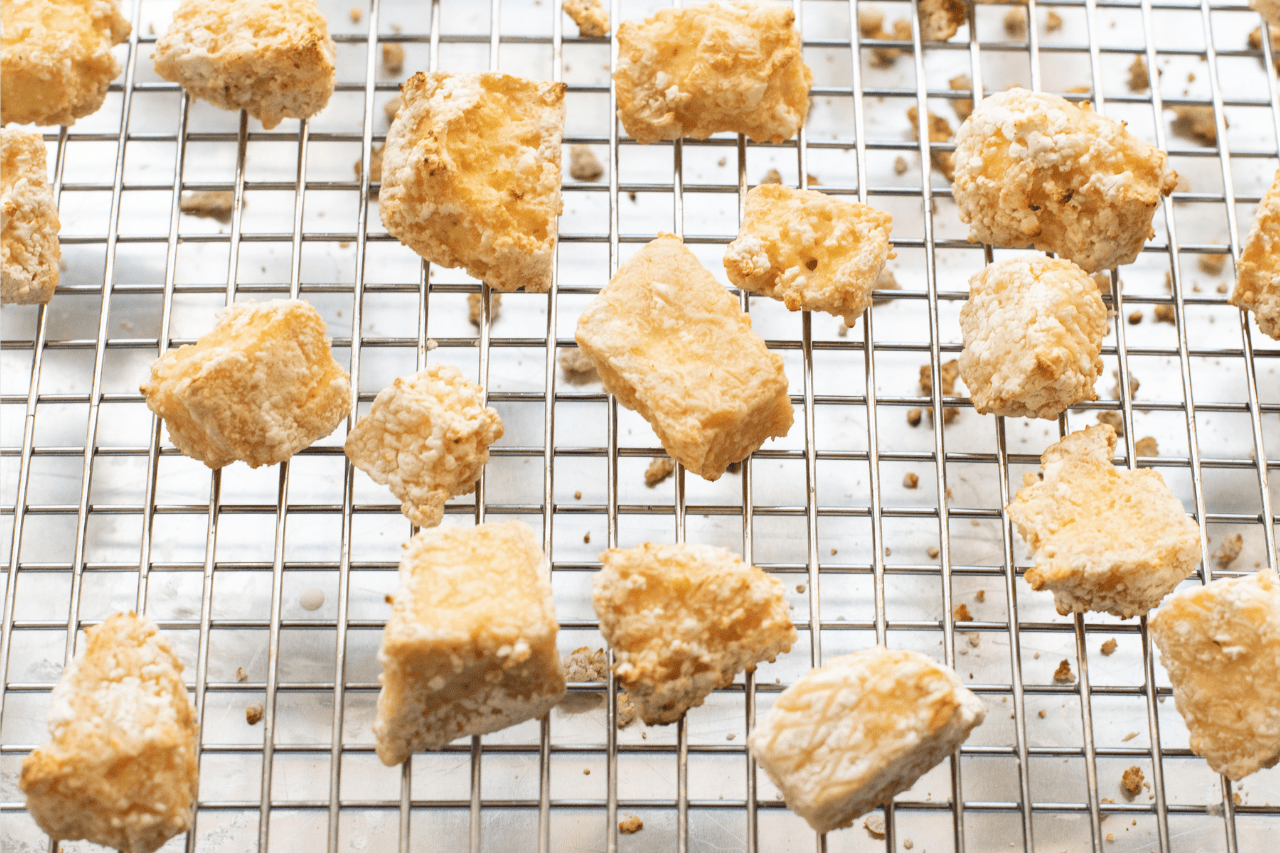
918;0;968;41
563;0;609;37
1231;169;1280;338
2;128;60;305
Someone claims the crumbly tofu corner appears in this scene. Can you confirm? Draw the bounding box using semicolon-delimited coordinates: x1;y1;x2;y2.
2;128;61;305
1231;168;1280;339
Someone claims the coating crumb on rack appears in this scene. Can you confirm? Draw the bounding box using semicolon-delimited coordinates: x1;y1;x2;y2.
1098;410;1125;437
1129;55;1150;92
236;666;248;682
954;603;972;621
872;269;901;305
1;129;60;306
907;408;923;426
1053;659;1075;683
467;291;502;326
1249;25;1280;70
950;75;974;122
618;814;643;834
1004;7;1028;37
557;347;599;384
180;190;236;222
894;156;909;175
563;647;608;682
1129;310;1143;325
381;42;404;74
1154;303;1176;324
1214;533;1244;567
1230;169;1280;338
645;457;676;487
1198;253;1228;275
1101;638;1118;655
859;9;912;68
919;359;961;424
864;813;887;838
354;143;384;185
1121;765;1144;797
245;701;264;725
903;472;919;489
384;95;402;121
975;589;985;602
1134;436;1159;457
564;0;609;37
616;691;637;728
1046;10;1063;31
349;6;361;23
569;145;605;182
1170;105;1219;144
907;106;955;181
917;0;968;42
760;168;783;185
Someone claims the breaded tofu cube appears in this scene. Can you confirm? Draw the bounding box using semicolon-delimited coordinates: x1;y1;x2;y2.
593;542;796;724
747;647;985;834
20;613;198;853
345;364;504;528
2;129;61;305
153;0;336;130
1;0;130;127
564;0;609;36
1150;570;1280;780
1007;424;1200;619
374;520;566;764
918;0;968;41
574;234;793;480
958;255;1108;420
140;298;352;469
952;88;1177;273
613;1;813;144
722;184;895;326
1230;168;1280;339
379;72;566;293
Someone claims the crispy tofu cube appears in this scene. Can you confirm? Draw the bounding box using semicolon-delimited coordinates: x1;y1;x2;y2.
917;0;968;41
613;1;813;144
958;256;1108;419
1008;424;1201;619
593;542;796;724
748;647;985;834
2;129;60;305
374;520;566;764
1150;570;1280;780
140;298;352;469
723;185;894;326
563;0;609;36
1;0;130;126
153;0;336;130
20;613;198;853
953;88;1177;272
1231;168;1280;339
379;71;566;293
345;364;504;528
574;234;793;480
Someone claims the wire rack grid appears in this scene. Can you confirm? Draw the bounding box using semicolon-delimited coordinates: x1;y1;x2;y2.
3;0;1280;851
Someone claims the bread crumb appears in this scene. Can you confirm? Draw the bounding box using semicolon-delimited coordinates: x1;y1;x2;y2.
645;457;676;487
904;840;914;850
1199;253;1227;275
1233;791;1242;805
381;43;404;74
1218;282;1229;294
349;6;362;23
584;532;591;544
1122;731;1139;741
1249;26;1280;70
619;814;643;834
954;603;972;621
872;269;901;306
968;632;980;648
1046;10;1063;31
1214;533;1243;568
1154;304;1176;324
1053;659;1075;683
975;590;985;602
564;0;609;37
907;407;922;427
1101;638;1118;655
468;292;503;326
928;546;940;558
920;359;961;424
1121;765;1144;797
1038;709;1046;718
1004;7;1027;37
384;94;402;122
569;144;604;182
796;584;807;593
904;472;919;489
558;347;599;384
574;491;582;500
726;732;736;740
1129;56;1150;92
617;692;637;728
907;105;955;181
583;768;590;775
384;594;394;605
1134;436;1159;457
246;702;264;725
949;74;973;123
1107;833;1115;842
760;168;783;185
1098;411;1125;437
180;190;235;223
864;813;886;838
1128;310;1143;325
1171;105;1218;143
236;666;248;682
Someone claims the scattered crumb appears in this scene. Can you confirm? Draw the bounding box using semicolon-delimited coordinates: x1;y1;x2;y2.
563;647;608;682
975;590;985;602
1214;533;1243;568
235;667;247;682
1107;833;1115;842
894;155;909;175
903;472;919;489
796;584;806;593
1098;411;1125;437
1046;10;1063;31
574;491;582;500
1129;55;1150;92
885;547;892;557
349;6;362;23
1134;436;1159;457
584;532;591;544
759;168;783;185
619;815;643;834
1233;791;1242;805
1053;659;1075;683
907;106;955;181
1217;282;1229;294
246;702;264;725
862;12;912;68
617;692;636;728
1249;26;1280;70
954;603;972;622
949;74;974;123
837;322;849;337
1154;304;1176;324
1121;766;1145;798
927;546;939;558
1101;638;1118;656
181;190;236;222
645;457;676;487
726;732;736;740
907;407;922;427
968;632;980;647
1111;370;1139;400
1171;105;1219;143
384;95;402;121
1039;709;1046;718
1004;7;1027;37
1128;310;1142;325
558;347;599;384
583;768;591;775
717;157;727;167
1065;85;1093;106
381;42;405;74
872;268;901;305
569;145;605;182
904;841;914;850
628;191;637;202
468;292;503;326
149;22;155;35
864;813;886;839
1122;731;1139;742
384;594;394;604
831;548;838;556
1199;253;1227;275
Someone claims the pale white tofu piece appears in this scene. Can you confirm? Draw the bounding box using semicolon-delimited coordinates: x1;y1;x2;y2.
20;613;198;853
374;520;566;764
563;0;609;36
1007;424;1201;619
593;542;796;724
2;128;60;305
1230;168;1280;339
748;647;985;834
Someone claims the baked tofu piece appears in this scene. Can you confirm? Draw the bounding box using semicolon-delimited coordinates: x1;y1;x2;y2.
1008;424;1200;619
918;0;968;41
723;184;895;326
748;647;985;834
2;129;61;305
20;613;198;853
140;298;352;469
575;234;793;480
1;0;130;126
952;88;1177;273
958;256;1108;420
593;542;796;724
1230;168;1280;339
380;72;566;293
153;0;336;130
1150;571;1280;780
345;364;504;528
374;520;566;764
564;0;609;36
613;1;813;144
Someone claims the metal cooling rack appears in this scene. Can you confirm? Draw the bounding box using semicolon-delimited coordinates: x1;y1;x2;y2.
3;0;1280;851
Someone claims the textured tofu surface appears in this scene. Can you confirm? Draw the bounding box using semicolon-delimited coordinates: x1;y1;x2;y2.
748;647;985;834
2;129;61;305
952;88;1177;272
374;521;566;764
575;234;793;480
563;0;609;36
1230;168;1280;339
153;0;336;130
1150;571;1280;780
723;184;894;326
958;256;1107;419
593;542;796;724
0;0;130;126
1008;424;1201;618
613;1;813;144
380;72;566;293
140;298;352;469
20;613;198;853
345;364;504;528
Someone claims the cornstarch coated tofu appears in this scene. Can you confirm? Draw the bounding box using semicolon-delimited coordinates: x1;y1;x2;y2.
345;364;504;528
613;1;813;144
1230;169;1280;339
140;298;352;469
153;0;336;130
374;520;566;764
574;234;793;480
593;542;796;724
952;88;1177;272
1;0;130;126
958;256;1108;420
380;72;566;293
748;647;985;834
1007;424;1200;619
20;613;198;853
1150;570;1280;780
2;129;61;305
563;0;609;36
723;184;894;326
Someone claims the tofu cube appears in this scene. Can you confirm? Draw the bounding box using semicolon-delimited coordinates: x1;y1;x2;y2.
593;542;796;724
575;234;794;480
2;128;60;305
1231;168;1280;339
20;613;198;853
380;71;566;293
140;298;352;469
374;520;566;765
747;647;985;834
